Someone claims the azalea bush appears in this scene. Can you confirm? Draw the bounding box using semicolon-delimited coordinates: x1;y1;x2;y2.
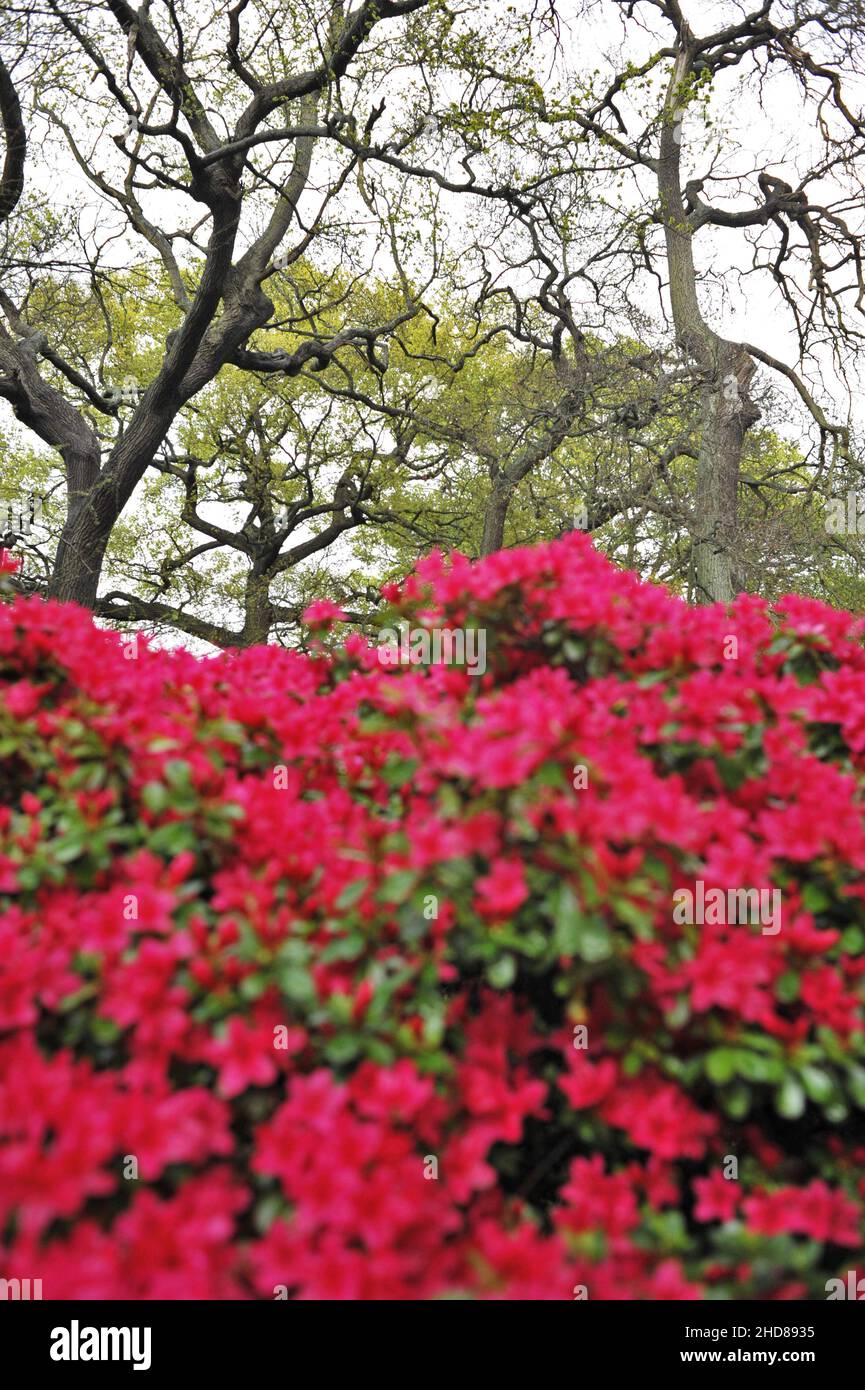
1;535;865;1300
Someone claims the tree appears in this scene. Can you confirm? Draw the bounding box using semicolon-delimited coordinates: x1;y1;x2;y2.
456;0;865;600
4;1;864;634
653;0;864;598
0;0;468;608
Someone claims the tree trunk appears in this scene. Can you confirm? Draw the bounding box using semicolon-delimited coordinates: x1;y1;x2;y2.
480;480;511;556
45;187;250;609
693;345;759;603
658;41;760;603
47;490;112;607
239;570;274;647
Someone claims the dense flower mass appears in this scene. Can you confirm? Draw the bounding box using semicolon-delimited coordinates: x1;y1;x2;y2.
1;533;865;1299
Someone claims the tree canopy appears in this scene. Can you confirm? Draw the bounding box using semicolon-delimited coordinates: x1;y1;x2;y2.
2;0;865;646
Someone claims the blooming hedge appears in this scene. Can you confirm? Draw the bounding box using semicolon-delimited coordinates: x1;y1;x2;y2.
1;535;865;1300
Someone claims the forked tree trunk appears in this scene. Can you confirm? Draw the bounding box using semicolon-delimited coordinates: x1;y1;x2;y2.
658;40;760;603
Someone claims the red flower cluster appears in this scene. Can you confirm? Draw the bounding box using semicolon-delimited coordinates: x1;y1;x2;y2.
1;531;864;1298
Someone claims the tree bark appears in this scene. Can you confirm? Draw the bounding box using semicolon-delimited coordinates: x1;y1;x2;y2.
240;569;274;647
693;345;758;602
480;480;511;555
658;37;760;603
50;502;110;606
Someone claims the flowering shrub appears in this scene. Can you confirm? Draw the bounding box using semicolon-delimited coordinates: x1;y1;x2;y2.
1;534;865;1299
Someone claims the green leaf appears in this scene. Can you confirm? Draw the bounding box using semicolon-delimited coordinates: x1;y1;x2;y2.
320;932;366;963
335;879;367;911
553;885;582;955
381;757;418;788
89;1016;120;1044
519;929;548;959
775;1076;806;1120
722;1083;751;1119
365;1038;395;1065
622;1051;643;1078
705;1049;737;1085
846;1064;865;1109
487;954;516;989
58;983;96;1012
802;883;832;914
612;896;655;941
436;785;462;818
141;782;170;814
664;997;690;1029
328;992;354;1025
775;971;800;1004
276;964;316;1006
239;973;269;1002
825;1102;849;1124
53;837;88;864
252;1193;285;1235
840;925;865;954
148;821;197;854
553;884;612;962
324;1033;361;1065
379;870;416;904
735;1051;784;1084
800;1065;834;1104
576;917;612;963
164;759;192;788
147;738;181;753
